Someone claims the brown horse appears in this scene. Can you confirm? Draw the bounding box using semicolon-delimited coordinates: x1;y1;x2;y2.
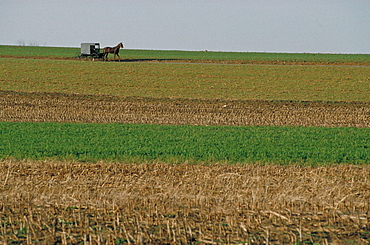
103;42;124;61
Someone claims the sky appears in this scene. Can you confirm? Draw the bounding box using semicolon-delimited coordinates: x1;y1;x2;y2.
1;0;369;54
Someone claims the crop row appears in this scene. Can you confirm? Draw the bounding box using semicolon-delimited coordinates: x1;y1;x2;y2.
1;121;369;165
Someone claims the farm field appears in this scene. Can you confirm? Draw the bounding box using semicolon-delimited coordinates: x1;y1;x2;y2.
1;58;369;101
1;160;369;244
1;91;369;128
1;121;369;164
0;46;369;244
1;45;370;65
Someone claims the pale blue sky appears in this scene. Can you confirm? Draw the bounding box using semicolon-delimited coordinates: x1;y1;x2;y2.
1;0;369;53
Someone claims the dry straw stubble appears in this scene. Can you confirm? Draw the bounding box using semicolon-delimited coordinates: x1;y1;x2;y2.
1;91;369;127
0;160;369;244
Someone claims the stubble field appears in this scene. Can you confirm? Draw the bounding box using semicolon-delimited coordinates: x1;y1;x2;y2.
1;90;369;127
0;47;369;244
1;160;369;244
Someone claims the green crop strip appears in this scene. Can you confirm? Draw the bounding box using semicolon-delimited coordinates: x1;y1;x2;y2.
1;122;368;165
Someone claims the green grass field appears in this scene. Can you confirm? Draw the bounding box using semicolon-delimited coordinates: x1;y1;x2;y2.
1;122;369;165
1;45;369;64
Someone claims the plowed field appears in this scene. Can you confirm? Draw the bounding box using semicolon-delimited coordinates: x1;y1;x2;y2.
1;91;369;127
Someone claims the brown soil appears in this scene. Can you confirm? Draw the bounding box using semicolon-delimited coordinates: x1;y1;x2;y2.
1;90;369;127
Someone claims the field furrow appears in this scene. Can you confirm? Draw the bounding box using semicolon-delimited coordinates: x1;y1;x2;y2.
1;91;369;127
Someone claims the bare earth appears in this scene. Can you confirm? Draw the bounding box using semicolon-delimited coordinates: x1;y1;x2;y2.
1;90;369;127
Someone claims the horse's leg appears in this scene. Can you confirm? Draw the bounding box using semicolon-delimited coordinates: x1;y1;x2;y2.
117;54;121;61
